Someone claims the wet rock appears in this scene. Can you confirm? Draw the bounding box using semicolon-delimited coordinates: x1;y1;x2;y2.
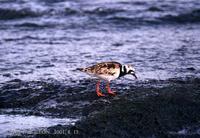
65;81;200;138
1;77;200;137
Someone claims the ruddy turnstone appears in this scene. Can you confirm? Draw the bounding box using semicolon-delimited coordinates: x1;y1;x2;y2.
77;61;137;97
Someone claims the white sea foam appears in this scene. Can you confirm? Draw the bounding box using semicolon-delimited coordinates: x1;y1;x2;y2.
0;114;79;137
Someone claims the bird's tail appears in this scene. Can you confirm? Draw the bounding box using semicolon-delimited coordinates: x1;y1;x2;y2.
76;68;86;72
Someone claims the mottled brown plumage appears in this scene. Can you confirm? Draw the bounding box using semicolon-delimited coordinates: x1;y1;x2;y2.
82;61;121;76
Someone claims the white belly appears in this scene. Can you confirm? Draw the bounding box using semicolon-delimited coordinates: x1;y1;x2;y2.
95;71;120;82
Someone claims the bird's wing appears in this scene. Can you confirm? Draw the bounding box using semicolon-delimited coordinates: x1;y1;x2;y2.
85;62;121;76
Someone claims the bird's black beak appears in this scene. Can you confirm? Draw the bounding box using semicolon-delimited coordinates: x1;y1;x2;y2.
132;73;137;79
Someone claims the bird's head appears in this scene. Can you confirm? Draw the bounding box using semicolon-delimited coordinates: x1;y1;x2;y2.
123;64;137;79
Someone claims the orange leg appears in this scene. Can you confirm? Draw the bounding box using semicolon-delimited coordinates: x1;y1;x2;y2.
106;82;116;96
96;80;105;97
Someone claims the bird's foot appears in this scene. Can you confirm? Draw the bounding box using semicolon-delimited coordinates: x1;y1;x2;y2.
106;82;116;96
97;91;105;97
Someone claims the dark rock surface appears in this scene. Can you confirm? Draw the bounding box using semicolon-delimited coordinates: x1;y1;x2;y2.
1;77;199;137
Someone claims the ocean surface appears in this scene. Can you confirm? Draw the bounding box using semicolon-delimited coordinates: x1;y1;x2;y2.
0;0;200;137
0;0;200;83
